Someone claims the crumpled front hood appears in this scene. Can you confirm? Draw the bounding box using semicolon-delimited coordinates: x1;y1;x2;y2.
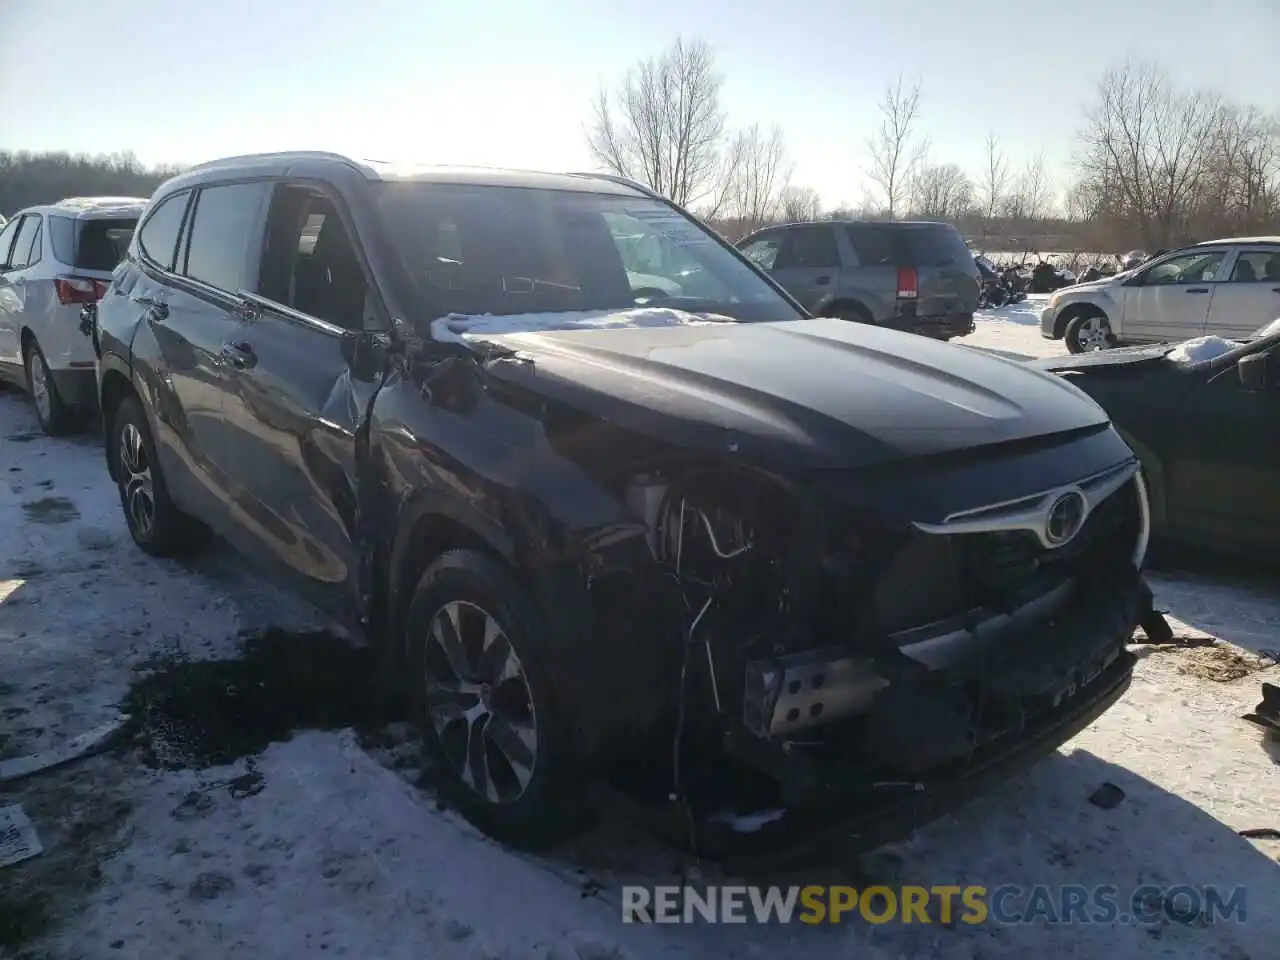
477;316;1111;470
1032;343;1177;373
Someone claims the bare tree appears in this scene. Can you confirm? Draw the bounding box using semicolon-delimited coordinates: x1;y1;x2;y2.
1005;152;1052;221
979;131;1009;223
721;124;792;232
909;162;975;220
1196;105;1280;236
779;185;822;221
586;37;729;207
865;75;924;218
1074;60;1223;248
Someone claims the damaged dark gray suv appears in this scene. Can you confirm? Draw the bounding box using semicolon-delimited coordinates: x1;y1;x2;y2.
92;152;1154;857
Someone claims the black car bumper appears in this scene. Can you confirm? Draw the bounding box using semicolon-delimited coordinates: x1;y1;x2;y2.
695;571;1147;869
892;312;976;340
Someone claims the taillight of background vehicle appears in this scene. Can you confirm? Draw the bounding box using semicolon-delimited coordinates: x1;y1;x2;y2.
55;277;111;305
896;267;919;300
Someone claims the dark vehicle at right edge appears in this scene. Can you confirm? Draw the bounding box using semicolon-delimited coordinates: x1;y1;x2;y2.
1032;319;1280;564
92;152;1151;862
736;219;980;340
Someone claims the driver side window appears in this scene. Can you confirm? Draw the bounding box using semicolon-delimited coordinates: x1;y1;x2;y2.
259;185;373;331
1143;250;1226;286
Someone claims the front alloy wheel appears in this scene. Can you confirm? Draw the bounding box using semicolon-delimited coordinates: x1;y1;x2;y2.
424;599;539;804
406;549;589;848
1066;312;1114;353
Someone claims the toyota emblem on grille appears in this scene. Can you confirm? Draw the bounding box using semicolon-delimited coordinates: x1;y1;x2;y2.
1045;491;1087;546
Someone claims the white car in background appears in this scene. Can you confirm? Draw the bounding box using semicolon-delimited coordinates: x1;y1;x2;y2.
1040;237;1280;354
0;196;146;433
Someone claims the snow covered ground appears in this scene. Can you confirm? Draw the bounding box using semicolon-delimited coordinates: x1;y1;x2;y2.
956;294;1067;361
2;311;1278;959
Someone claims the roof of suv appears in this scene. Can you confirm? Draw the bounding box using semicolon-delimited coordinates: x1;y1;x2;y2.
742;218;954;239
1194;236;1280;247
17;197;148;219
166;150;647;197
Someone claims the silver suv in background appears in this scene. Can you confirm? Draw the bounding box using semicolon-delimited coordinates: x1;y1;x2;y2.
0;196;145;433
736;220;980;340
1040;237;1280;353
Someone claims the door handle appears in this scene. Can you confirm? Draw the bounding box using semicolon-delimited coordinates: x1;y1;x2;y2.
1272;287;1280;294
815;275;831;285
221;341;257;369
1184;288;1209;294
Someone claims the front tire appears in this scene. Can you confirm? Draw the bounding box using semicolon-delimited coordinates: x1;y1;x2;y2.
110;396;211;556
1065;311;1114;353
24;339;79;436
406;549;589;849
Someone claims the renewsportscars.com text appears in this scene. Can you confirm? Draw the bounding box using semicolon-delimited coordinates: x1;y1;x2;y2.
621;884;1248;926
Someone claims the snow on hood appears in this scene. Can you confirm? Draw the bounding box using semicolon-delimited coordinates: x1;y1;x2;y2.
430;307;736;344
1167;336;1240;364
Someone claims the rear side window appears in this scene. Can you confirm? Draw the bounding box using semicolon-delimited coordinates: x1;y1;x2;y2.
50;216;138;271
774;225;839;269
845;225;892;266
897;226;971;267
845;224;970;268
138;192;191;270
184;183;271;292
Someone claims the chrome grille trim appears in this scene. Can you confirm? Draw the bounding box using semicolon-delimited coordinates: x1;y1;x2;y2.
912;459;1140;551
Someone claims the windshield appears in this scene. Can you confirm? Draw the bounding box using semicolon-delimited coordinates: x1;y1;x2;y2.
374;182;804;329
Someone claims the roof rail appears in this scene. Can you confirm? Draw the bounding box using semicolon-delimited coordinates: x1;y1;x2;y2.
55;196;148;206
181;150;363;175
565;171;665;202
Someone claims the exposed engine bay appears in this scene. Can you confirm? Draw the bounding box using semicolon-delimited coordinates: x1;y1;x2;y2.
602;459;1148;857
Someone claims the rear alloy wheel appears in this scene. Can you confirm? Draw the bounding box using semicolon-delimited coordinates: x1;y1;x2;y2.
406;549;588;848
24;340;79;436
1065;311;1114;353
111;396;211;556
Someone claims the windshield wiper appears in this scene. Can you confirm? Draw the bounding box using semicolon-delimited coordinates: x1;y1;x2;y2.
502;276;582;294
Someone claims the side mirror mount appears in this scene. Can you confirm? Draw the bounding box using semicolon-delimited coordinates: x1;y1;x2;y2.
342;330;394;381
1122;271;1146;287
1238;351;1276;391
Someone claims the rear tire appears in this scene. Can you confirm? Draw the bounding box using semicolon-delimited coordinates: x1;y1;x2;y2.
24;339;80;436
110;396;212;556
1064;311;1114;353
406;549;590;849
833;305;874;326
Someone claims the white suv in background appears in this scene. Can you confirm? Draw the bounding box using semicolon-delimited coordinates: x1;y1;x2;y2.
0;197;146;433
1040;237;1280;353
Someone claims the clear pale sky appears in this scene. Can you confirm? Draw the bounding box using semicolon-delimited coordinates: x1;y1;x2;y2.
2;0;1276;209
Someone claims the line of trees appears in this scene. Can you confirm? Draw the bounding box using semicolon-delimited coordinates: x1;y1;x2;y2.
585;39;1280;251
6;45;1277;256
0;150;181;219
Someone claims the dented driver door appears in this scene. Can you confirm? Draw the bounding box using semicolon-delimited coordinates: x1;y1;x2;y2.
217;293;379;625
